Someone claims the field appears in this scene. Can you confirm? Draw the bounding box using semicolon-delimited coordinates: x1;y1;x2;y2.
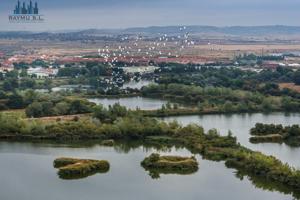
3;36;300;66
279;83;300;93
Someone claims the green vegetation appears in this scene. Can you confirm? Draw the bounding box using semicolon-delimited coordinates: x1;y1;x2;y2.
141;153;198;179
93;103;128;123
224;150;300;189
25;96;93;118
101;139;115;146
56;62;131;90
250;123;300;146
53;157;110;179
141;83;300;113
235;53;284;66
156;66;300;97
2;60;300;199
1;65;300;117
0;88;94;116
294;70;300;86
234;169;300;199
203;147;300;192
0;72;54;92
250;134;284;143
1;111;300;192
57;62;111;77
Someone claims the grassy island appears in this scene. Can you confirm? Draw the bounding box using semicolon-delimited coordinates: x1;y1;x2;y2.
250;123;300;146
141;153;198;178
53;157;110;179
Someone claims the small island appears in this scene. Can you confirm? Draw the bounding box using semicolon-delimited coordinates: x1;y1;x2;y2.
250;123;300;146
141;153;199;178
101;139;115;146
53;157;110;179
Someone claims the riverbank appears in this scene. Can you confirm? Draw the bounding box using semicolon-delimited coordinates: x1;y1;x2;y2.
139;108;271;117
83;93;141;99
250;123;300;146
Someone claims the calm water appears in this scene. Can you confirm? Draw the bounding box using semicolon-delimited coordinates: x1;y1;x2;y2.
51;85;91;92
122;80;155;89
162;113;300;168
50;80;153;92
88;96;167;110
0;142;297;200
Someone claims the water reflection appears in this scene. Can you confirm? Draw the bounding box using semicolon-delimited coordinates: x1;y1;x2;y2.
122;80;155;90
162;112;300;168
57;167;110;180
234;170;300;199
0;141;298;200
88;96;168;110
145;167;198;179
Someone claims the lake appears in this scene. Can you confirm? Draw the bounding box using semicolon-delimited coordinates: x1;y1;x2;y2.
161;112;300;168
122;80;155;89
88;96;167;110
50;80;154;93
0;141;297;200
52;85;91;92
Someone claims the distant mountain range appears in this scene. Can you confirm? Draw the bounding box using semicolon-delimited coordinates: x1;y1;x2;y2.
2;26;300;39
123;25;300;36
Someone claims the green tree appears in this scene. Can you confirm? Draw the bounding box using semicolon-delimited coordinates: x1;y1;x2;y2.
26;102;43;117
41;101;54;116
294;70;300;85
223;101;234;112
53;102;70;115
69;100;90;114
166;102;172;110
109;103;127;118
23;90;38;105
3;78;19;91
173;103;179;110
93;105;109;121
20;69;28;77
44;79;53;90
20;78;36;89
7;93;24;109
5;70;18;78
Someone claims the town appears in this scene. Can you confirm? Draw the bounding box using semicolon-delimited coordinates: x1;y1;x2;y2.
2;27;300;79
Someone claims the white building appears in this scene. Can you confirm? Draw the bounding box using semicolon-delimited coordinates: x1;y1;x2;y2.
27;67;58;78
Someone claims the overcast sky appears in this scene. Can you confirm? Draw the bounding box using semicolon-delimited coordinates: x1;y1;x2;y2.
0;0;299;31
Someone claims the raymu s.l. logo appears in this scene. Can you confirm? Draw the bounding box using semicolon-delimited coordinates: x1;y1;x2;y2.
9;0;44;23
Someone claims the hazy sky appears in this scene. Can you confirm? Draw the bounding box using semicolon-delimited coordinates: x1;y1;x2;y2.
0;0;299;31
